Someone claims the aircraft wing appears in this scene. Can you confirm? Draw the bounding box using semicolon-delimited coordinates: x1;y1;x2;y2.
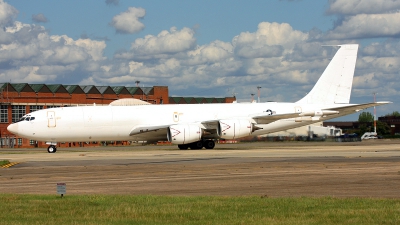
323;101;391;119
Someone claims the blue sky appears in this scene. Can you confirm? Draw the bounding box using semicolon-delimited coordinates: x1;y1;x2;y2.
1;0;399;120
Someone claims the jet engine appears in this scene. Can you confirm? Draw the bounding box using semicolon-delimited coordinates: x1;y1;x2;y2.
217;119;254;139
167;124;202;144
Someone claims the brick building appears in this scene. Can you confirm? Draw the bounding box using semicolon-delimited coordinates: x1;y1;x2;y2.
0;83;235;148
378;116;400;135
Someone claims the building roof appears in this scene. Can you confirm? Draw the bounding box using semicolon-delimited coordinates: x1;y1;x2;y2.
111;86;130;95
47;84;69;93
64;85;85;94
29;84;52;93
96;86;116;95
0;83;160;96
168;97;231;104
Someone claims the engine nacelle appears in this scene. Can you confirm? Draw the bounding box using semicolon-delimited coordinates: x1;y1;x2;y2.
167;124;202;144
218;119;254;139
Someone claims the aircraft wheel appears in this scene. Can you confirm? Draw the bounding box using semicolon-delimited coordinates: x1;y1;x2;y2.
203;140;215;149
47;145;57;153
178;144;189;150
190;141;203;150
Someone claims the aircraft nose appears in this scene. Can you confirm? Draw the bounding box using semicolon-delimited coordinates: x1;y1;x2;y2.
7;123;19;135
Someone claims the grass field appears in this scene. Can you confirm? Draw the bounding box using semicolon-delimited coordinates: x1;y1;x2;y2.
1;194;399;224
0;160;10;167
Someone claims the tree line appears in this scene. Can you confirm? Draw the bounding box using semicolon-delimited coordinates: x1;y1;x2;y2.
356;111;400;136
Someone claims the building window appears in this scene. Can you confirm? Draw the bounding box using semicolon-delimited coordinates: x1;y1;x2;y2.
18;138;22;146
0;105;8;123
30;140;35;145
47;105;60;109
12;105;26;122
30;105;43;113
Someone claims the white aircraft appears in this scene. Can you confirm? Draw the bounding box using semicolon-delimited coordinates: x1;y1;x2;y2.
7;44;390;153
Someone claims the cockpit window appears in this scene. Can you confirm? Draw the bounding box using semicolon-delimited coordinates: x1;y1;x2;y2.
18;115;35;122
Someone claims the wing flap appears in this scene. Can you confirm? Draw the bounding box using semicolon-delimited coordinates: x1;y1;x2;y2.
252;112;301;124
129;124;170;136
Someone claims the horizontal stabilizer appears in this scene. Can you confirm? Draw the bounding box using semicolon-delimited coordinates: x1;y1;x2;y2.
326;101;391;114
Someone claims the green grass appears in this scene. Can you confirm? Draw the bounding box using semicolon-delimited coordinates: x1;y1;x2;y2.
1;194;399;225
0;160;10;166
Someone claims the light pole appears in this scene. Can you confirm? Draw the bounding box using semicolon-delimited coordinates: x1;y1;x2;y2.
257;86;261;103
373;92;377;133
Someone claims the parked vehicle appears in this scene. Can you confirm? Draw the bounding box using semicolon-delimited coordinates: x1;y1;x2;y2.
361;132;377;140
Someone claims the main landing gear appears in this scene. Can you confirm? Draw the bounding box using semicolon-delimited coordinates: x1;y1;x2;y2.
47;145;57;153
178;140;215;150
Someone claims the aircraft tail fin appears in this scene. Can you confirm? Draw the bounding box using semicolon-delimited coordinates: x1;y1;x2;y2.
296;44;359;104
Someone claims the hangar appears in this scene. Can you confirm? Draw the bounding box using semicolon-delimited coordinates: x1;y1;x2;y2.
0;83;235;148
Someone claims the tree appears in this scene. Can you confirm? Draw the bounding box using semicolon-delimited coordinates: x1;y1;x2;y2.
358;112;374;123
377;121;390;135
385;111;400;117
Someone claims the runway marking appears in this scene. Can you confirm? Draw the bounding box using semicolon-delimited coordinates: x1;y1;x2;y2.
0;162;21;168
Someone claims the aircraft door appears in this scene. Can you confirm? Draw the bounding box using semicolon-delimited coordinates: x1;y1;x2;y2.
47;111;56;127
173;112;183;122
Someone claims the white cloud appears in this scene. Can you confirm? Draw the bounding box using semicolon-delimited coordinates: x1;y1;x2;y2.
349;41;400;99
115;27;196;59
233;22;308;52
327;0;400;15
32;13;48;23
362;42;400;57
186;40;233;65
0;19;107;83
110;7;145;34
325;12;400;39
0;0;17;26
